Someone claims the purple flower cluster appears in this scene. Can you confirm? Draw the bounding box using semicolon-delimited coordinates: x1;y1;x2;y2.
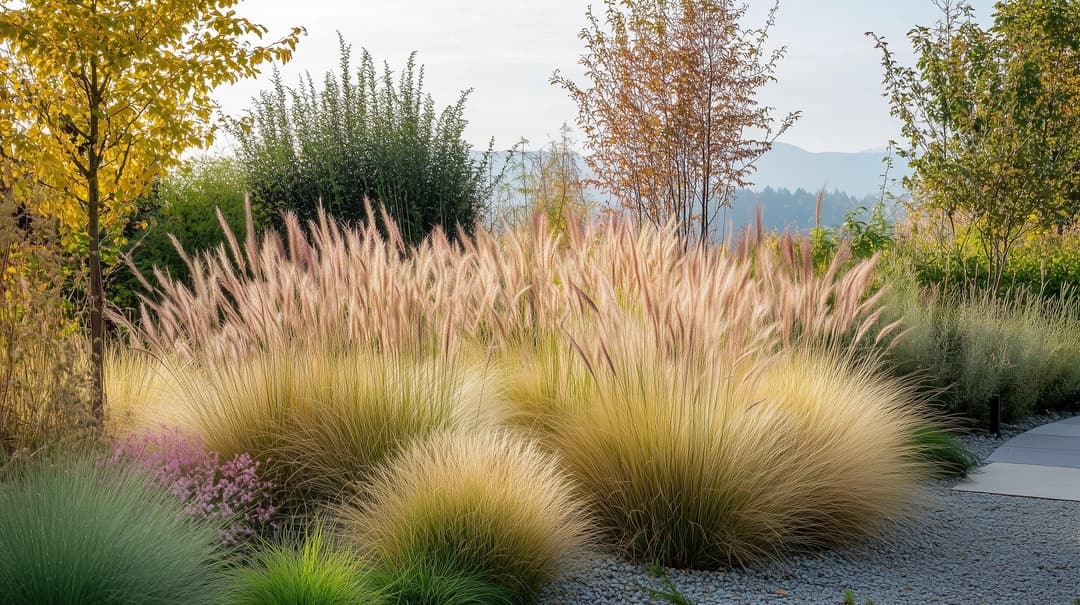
111;427;276;544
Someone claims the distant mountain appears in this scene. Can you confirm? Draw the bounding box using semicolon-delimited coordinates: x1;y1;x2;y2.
480;142;909;231
750;142;909;200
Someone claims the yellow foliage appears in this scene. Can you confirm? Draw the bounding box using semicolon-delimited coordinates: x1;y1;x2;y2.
0;0;301;239
0;0;299;251
0;0;301;415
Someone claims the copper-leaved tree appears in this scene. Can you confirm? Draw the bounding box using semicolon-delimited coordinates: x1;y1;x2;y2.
0;0;302;419
553;0;798;245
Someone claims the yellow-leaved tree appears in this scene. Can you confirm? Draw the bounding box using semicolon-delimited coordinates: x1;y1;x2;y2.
0;0;302;419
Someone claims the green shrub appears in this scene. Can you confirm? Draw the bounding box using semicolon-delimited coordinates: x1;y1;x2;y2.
810;201;896;271
108;157;250;313
0;454;227;605
900;223;1080;301
231;525;382;605
230;35;495;245
340;430;591;603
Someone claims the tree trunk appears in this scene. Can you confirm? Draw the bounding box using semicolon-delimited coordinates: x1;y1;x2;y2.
87;57;104;423
87;171;104;421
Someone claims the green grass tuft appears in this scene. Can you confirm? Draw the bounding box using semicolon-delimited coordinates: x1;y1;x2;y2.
369;558;516;605
231;524;382;605
908;425;980;478
0;453;227;605
637;565;694;605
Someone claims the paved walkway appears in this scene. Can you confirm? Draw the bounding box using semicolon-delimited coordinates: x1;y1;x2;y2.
954;415;1080;501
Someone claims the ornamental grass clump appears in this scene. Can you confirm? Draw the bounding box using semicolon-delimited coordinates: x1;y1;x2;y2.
507;314;928;569
231;524;383;605
882;276;1080;421
104;349;192;438
130;202;896;362
111;427;276;544
0;196;93;460
176;349;501;510
0;454;227;605
340;429;592;603
130;204;583;358
947;290;1080;420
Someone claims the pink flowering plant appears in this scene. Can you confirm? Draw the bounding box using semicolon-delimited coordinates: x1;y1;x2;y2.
110;427;276;544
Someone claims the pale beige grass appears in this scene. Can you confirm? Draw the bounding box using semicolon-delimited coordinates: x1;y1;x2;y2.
338;428;594;601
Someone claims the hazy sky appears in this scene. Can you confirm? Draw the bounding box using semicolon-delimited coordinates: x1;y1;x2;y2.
212;0;996;154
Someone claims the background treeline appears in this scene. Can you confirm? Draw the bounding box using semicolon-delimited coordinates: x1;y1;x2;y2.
730;187;871;231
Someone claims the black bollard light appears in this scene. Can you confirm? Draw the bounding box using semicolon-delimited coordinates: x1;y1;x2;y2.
989;393;1002;437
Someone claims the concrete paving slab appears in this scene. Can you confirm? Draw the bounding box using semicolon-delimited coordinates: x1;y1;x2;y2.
954;462;1080;501
1028;423;1080;437
986;445;1080;468
1003;433;1080;451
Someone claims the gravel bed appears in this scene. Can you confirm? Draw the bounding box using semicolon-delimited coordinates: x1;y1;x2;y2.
538;411;1080;605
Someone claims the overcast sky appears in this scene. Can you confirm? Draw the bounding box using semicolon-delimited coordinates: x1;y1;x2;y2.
212;0;995;154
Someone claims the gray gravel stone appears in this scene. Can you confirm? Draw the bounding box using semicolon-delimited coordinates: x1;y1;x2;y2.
538;411;1080;605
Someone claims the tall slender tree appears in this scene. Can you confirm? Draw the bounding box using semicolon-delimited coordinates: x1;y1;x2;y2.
553;0;798;245
524;124;591;239
0;0;302;419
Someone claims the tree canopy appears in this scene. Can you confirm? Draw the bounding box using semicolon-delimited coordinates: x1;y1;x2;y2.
554;0;798;244
0;0;301;417
870;0;1080;292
